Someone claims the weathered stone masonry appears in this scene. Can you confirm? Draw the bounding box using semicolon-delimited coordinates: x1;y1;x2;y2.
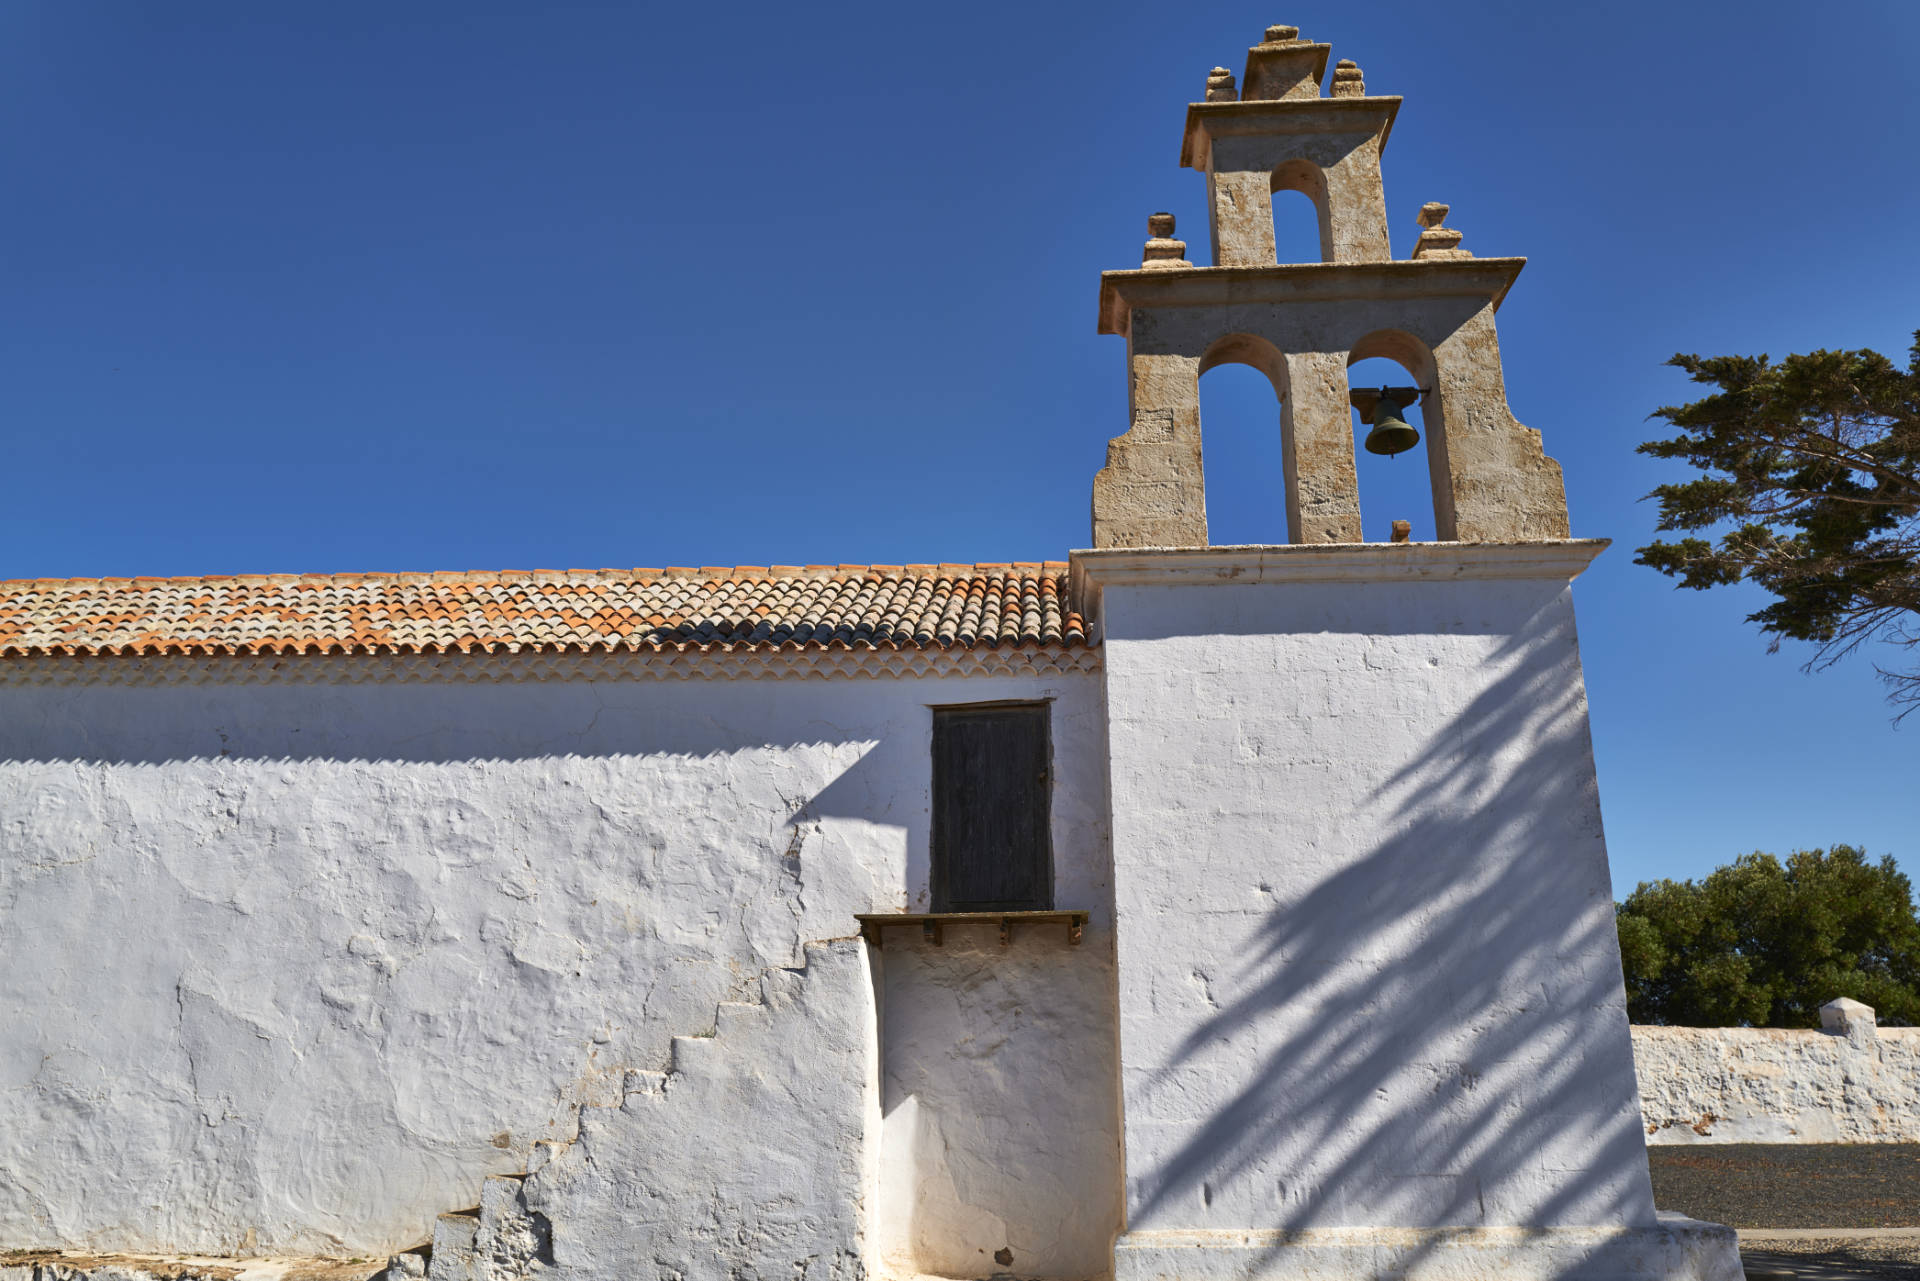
1091;24;1568;551
1633;999;1920;1145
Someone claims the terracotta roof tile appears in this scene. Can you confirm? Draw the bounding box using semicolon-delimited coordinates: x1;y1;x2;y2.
0;564;1089;658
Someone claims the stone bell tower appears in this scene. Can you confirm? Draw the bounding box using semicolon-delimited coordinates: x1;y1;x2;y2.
1073;24;1743;1281
1089;23;1570;551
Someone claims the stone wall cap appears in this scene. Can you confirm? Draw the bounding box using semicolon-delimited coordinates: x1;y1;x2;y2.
1821;997;1877;1034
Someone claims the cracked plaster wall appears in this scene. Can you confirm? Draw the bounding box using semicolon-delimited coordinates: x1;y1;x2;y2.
527;938;880;1281
0;663;1110;1259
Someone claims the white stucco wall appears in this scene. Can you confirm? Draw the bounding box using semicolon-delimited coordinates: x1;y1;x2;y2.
876;928;1122;1281
1092;547;1656;1242
1633;1022;1920;1144
0;654;1112;1260
527;938;882;1281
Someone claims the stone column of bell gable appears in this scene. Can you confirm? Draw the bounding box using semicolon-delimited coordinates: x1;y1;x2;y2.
1204;167;1278;268
1426;304;1571;542
1281;350;1362;543
1322;131;1392;262
1091;348;1207;548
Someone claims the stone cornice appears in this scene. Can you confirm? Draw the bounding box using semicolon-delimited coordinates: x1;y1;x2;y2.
1096;257;1526;335
1073;539;1607;586
1181;96;1402;169
0;645;1102;689
1070;540;1607;638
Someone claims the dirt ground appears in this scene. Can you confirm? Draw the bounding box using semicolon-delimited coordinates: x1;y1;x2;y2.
1648;1144;1920;1279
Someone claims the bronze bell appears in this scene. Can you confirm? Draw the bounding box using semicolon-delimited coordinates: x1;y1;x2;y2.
1351;386;1422;457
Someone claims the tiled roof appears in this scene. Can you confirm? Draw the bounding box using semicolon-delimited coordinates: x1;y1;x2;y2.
0;564;1087;658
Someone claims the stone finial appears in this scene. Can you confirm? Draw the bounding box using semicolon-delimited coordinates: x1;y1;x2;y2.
1329;58;1365;98
1390;520;1412;544
1142;212;1191;270
1205;67;1239;102
1240;26;1328;102
1410;202;1471;261
1821;997;1878;1043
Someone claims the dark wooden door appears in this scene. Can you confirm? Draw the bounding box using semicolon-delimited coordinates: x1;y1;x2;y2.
931;703;1052;912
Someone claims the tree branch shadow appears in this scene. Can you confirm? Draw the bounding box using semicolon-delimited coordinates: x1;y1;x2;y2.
1124;602;1660;1276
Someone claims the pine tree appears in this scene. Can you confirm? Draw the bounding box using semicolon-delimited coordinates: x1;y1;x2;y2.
1637;332;1920;714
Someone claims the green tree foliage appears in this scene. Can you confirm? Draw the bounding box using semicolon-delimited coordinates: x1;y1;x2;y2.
1636;333;1920;714
1616;847;1920;1027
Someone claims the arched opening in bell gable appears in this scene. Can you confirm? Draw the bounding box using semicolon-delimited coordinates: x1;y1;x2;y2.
1347;330;1441;543
1198;333;1291;546
1271;158;1333;264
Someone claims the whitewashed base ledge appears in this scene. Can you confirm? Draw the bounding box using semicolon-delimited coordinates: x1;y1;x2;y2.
0;1255;380;1281
1112;1216;1744;1281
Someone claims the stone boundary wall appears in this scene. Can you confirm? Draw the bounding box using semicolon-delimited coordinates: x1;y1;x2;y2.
1633;1000;1920;1144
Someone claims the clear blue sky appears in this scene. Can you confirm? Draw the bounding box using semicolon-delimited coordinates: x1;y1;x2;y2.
3;1;1915;895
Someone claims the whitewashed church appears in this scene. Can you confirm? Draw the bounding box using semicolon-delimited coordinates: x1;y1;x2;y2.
0;24;1743;1281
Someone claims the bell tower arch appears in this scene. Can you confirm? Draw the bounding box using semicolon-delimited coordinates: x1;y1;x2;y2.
1186;26;1396;267
1089;26;1570;549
